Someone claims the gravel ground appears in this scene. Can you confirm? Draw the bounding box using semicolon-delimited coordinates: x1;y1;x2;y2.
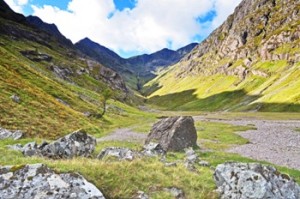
194;116;300;170
97;128;147;143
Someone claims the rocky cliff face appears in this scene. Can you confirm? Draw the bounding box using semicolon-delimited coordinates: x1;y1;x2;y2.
178;0;300;79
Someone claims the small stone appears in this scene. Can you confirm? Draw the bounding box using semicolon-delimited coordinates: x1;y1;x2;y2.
142;142;165;156
134;191;149;199
10;94;21;103
164;162;177;167
163;187;185;199
97;147;138;161
198;160;210;167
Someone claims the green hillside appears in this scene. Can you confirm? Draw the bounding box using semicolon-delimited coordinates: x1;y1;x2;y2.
145;0;300;112
0;13;151;139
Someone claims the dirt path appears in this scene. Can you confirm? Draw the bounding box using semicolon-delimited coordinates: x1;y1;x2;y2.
97;128;147;143
194;116;300;170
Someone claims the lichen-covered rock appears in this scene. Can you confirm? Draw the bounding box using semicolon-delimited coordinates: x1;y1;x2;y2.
0;127;23;140
10;130;96;159
214;162;300;199
39;130;96;159
0;164;105;199
97;147;139;161
142;142;166;156
145;116;197;152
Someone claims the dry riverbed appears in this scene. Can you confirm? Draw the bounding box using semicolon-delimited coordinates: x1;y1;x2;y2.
194;116;300;170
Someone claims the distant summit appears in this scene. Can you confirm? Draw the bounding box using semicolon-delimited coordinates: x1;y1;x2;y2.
76;38;197;89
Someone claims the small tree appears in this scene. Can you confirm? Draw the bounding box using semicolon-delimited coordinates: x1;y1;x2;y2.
98;88;113;118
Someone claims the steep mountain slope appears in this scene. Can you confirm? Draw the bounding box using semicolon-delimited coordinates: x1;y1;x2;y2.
0;0;147;139
75;38;197;90
146;0;300;112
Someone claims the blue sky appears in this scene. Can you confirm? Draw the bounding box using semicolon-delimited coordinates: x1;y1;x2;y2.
20;0;137;16
5;0;241;58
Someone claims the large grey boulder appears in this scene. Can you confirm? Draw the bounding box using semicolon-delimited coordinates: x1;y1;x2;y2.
0;164;105;199
145;116;197;152
0;127;23;140
214;162;300;199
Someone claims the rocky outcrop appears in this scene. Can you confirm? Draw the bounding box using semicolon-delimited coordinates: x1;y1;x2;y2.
20;50;52;62
12;130;96;159
214;162;300;199
145;116;197;152
0;127;23;140
0;164;105;199
99;66;128;92
97;147;139;161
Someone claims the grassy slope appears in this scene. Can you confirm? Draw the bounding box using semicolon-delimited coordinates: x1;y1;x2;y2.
1;120;299;199
146;58;300;112
144;2;300;112
0;18;155;139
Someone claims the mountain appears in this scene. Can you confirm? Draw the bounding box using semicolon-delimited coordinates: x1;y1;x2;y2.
146;0;300;112
75;38;127;71
26;15;73;47
127;43;198;78
0;0;136;138
0;0;26;23
76;38;197;90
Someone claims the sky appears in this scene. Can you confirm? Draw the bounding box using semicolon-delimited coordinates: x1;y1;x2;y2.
4;0;241;58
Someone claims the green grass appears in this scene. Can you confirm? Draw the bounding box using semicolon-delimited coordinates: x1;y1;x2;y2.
1;119;299;199
195;121;254;150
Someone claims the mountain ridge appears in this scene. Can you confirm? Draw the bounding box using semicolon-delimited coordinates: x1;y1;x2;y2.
75;37;197;89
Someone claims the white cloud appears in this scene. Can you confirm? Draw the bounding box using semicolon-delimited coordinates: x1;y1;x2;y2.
212;0;242;28
4;0;28;13
31;0;241;57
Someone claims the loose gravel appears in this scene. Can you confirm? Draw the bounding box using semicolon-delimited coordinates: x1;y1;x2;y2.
194;116;300;170
97;128;147;143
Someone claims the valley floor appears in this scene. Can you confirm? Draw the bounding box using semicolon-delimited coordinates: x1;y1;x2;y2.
1;111;300;198
98;112;300;170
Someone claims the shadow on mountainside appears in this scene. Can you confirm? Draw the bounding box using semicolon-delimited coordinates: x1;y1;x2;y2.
147;89;300;112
